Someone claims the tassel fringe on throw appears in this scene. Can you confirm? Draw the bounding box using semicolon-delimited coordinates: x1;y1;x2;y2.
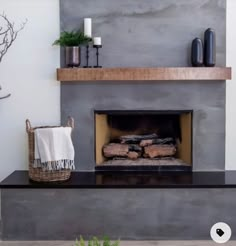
34;159;75;171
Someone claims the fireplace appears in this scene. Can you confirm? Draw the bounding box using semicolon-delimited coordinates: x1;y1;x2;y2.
95;110;192;171
60;0;226;172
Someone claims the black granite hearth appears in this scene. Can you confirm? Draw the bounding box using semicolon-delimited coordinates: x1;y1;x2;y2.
1;170;236;188
95;164;192;172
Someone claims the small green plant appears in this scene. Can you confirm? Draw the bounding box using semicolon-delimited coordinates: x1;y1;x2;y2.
92;237;101;246
103;236;119;246
75;239;79;246
53;30;91;47
80;235;86;246
74;236;120;246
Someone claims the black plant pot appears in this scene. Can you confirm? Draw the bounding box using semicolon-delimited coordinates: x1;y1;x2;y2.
191;38;204;67
204;28;216;67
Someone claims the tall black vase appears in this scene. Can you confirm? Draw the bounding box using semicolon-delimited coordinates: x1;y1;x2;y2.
191;38;203;67
204;28;216;67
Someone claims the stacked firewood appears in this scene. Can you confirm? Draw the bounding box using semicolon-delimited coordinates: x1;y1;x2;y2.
103;134;177;160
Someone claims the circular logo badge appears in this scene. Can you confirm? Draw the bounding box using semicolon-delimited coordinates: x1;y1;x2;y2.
210;222;232;244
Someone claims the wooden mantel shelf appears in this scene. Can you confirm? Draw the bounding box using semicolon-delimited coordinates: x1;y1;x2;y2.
57;67;232;82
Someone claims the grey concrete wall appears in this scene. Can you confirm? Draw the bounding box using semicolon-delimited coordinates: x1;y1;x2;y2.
62;81;225;171
2;188;236;240
60;0;226;171
60;0;226;67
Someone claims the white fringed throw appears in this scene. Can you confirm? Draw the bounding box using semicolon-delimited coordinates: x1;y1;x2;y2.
34;127;75;171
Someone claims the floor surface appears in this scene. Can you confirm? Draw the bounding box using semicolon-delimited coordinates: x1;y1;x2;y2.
0;241;235;246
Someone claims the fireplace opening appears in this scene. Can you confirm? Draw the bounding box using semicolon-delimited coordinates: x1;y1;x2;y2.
95;110;192;171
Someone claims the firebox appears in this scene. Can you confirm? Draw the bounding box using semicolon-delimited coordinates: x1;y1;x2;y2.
95;110;192;171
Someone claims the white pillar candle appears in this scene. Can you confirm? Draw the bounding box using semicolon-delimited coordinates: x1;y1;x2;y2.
84;18;92;38
93;37;102;46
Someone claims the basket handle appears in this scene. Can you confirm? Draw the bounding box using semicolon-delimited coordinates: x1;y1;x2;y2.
26;119;32;133
66;116;74;129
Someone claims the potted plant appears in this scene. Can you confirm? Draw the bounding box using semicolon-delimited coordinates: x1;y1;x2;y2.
53;30;91;67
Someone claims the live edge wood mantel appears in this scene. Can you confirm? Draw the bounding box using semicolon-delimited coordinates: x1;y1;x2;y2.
57;67;232;82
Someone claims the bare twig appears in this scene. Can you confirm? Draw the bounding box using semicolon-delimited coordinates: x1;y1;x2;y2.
0;13;27;100
0;13;27;63
0;85;11;100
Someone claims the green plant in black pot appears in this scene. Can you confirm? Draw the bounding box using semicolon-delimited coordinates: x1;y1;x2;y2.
53;30;91;67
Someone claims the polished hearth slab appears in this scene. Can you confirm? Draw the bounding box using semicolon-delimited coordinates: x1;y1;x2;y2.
1;170;236;188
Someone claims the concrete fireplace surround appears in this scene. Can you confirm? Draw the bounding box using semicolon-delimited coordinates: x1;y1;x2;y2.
1;0;234;242
61;0;226;171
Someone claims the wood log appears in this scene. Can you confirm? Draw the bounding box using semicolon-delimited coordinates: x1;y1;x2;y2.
120;133;158;144
140;139;153;147
140;137;175;147
128;144;142;152
144;144;176;158
103;143;129;158
103;143;141;159
127;151;140;160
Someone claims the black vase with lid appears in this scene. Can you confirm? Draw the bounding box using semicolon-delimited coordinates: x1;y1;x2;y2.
191;38;204;67
204;28;216;67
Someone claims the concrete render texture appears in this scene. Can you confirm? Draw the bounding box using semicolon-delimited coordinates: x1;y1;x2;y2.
60;0;226;68
1;189;236;240
61;0;226;171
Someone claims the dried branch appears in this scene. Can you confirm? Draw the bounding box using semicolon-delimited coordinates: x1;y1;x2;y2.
0;13;27;63
0;85;11;100
0;13;27;100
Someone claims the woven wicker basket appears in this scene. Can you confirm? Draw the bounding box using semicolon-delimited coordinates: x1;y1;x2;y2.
26;117;74;182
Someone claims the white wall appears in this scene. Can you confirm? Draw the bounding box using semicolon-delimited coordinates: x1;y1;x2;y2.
0;0;60;181
0;0;235;181
226;0;236;170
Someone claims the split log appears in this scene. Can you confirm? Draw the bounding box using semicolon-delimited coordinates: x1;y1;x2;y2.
103;143;129;158
139;139;153;147
140;137;175;147
120;133;158;144
129;144;142;152
103;143;141;159
144;144;176;158
127;151;140;160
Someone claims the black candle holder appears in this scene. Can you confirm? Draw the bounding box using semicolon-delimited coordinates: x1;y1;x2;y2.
93;45;102;68
84;44;92;68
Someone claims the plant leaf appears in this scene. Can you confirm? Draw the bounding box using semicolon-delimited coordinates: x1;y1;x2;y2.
53;30;91;47
74;238;79;246
80;235;85;246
